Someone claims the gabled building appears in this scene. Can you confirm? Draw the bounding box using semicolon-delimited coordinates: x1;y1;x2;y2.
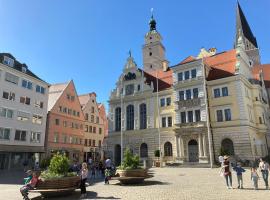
107;2;270;166
78;93;107;162
0;53;49;170
46;80;85;162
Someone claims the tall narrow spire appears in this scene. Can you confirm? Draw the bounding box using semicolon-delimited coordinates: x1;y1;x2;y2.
236;2;258;48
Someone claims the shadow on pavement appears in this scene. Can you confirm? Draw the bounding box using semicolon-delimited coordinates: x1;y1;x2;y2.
0;170;25;185
31;191;121;200
113;180;170;187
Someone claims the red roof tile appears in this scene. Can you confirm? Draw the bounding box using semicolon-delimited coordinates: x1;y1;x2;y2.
205;49;237;80
252;64;270;88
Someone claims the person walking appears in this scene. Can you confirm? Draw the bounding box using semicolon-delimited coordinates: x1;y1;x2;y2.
259;158;269;189
80;162;88;199
233;162;246;189
221;155;233;189
251;167;259;190
105;157;112;169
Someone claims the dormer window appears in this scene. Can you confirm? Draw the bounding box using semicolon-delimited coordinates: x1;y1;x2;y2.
3;56;14;67
22;67;27;73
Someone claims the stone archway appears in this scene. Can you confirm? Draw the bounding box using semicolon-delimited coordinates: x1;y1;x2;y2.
188;140;199;162
114;144;121;166
221;138;235;155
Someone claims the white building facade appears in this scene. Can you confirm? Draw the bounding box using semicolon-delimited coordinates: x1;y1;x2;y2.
172;59;210;164
0;53;49;170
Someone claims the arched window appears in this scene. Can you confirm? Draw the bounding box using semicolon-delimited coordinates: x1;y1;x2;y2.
140;103;147;129
126;105;134;130
140;143;148;158
164;142;173;156
115;107;121;131
221;138;235;155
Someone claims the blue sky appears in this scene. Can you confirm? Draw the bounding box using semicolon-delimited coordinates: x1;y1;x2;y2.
0;0;269;110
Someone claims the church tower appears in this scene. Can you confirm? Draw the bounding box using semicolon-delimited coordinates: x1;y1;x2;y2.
143;13;169;72
234;2;260;65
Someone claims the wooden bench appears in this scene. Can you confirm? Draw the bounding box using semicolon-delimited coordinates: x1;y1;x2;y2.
29;187;77;197
113;176;146;184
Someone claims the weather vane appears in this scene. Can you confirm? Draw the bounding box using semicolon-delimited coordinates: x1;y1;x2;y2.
128;50;132;57
151;8;154;17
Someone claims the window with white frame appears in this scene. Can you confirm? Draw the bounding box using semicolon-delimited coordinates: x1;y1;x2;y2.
17;111;30;121
188;111;193;122
179;88;199;100
36;85;45;94
184;71;190;80
5;72;19;84
15;130;27;141
22;79;33;90
160;97;171;107
34;101;44;109
181;112;186;123
20;96;31;105
0;107;13;118
216;108;231;122
160;98;165;107
177;72;183;81
161;116;173;127
191;69;197;78
32;115;42;124
180;110;201;123
0;127;10;140
3;56;14;67
62;134;68;143
213;86;229;98
195;110;201;122
30;132;41;143
186;89;191;100
2;91;15;101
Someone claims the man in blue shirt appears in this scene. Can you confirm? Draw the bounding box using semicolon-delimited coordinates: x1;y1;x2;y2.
233;162;246;189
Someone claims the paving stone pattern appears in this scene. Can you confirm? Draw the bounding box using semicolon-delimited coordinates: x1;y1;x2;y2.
0;168;269;200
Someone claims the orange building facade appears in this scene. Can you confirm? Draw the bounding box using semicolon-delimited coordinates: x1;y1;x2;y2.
45;81;85;162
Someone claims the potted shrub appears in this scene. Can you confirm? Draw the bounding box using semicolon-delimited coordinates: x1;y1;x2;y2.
116;148;147;184
37;153;80;196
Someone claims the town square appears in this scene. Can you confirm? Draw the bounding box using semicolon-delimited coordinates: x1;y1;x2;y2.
0;0;270;199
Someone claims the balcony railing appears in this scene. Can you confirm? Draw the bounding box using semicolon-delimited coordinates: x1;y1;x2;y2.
177;97;202;108
176;121;206;129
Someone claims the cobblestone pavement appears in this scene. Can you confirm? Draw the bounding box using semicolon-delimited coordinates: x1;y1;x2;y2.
0;167;269;200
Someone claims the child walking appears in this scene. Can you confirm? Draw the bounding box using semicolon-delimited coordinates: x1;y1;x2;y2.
251;167;259;190
233;162;246;189
104;168;111;184
80;162;88;199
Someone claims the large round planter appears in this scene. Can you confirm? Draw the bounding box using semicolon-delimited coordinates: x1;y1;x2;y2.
38;176;80;189
117;169;147;178
36;176;80;197
116;169;147;184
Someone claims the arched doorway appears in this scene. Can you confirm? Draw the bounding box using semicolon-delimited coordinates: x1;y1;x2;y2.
188;140;199;162
164;142;173;156
221;138;235;155
140;143;148;158
114;144;121;166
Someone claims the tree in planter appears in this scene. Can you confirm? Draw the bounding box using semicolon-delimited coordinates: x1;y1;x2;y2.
41;153;75;180
119;148;140;170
